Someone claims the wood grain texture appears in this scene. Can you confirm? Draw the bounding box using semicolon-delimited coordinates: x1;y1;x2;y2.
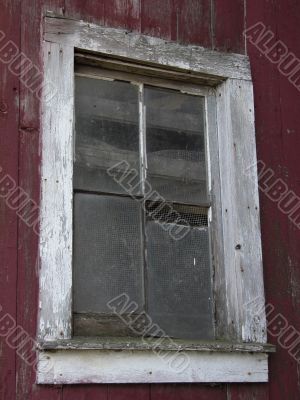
108;385;150;400
16;0;66;398
141;0;174;39
216;79;267;343
151;384;227;400
104;0;141;31
64;0;105;24
39;337;275;353
63;385;107;400
245;0;300;399
2;0;300;398
17;0;42;396
40;14;268;378
213;0;245;54
37;350;269;384
0;1;20;399
176;0;212;47
38;41;74;341
44;17;251;81
228;383;269;400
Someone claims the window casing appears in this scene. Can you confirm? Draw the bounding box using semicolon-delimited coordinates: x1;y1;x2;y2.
37;15;273;384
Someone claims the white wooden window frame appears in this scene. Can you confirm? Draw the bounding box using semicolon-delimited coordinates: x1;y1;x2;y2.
37;15;273;384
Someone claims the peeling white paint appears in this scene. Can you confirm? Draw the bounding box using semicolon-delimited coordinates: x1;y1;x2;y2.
37;350;269;384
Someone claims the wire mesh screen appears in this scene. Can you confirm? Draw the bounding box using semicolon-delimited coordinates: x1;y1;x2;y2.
74;76;141;195
73;73;214;340
145;201;208;227
73;193;144;314
145;219;214;340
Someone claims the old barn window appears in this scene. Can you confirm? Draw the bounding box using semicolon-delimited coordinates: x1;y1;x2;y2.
73;68;214;340
37;16;274;384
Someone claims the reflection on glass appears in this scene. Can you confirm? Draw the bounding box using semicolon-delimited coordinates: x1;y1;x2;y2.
145;86;207;205
74;76;141;195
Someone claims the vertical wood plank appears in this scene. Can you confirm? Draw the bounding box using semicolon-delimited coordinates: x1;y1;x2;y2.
108;385;150;400
17;0;65;397
151;384;227;400
276;0;300;182
104;0;141;31
246;1;300;400
213;0;245;53
64;0;105;24
38;41;74;341
63;386;107;400
9;0;300;399
65;0;141;32
0;1;20;399
275;18;300;399
176;0;212;47
268;1;300;399
216;79;267;343
243;0;300;399
141;0;174;39
227;383;269;400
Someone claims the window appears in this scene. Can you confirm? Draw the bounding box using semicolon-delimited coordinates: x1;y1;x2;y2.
73;67;214;341
37;16;274;384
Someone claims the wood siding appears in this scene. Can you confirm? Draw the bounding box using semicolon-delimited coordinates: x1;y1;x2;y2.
0;0;300;399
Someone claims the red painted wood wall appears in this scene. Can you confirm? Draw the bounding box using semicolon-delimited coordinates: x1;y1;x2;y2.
1;0;300;399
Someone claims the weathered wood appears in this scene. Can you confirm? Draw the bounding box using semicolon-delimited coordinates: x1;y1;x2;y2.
141;0;173;40
273;3;300;399
38;41;74;341
75;61;216;91
216;79;267;343
213;0;246;54
244;1;300;399
63;386;108;400
150;384;227;400
0;2;20;399
38;15;268;384
108;385;150;400
228;383;269;400
37;350;269;384
104;0;141;31
73;314;143;338
206;92;228;340
17;1;66;399
39;337;275;353
176;0;212;47
2;0;300;398
44;16;251;81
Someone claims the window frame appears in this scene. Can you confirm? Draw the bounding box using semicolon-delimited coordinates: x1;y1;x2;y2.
37;15;273;384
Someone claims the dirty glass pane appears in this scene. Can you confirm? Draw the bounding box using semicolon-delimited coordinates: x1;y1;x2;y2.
145;205;214;340
145;86;207;205
74;76;141;195
73;193;144;314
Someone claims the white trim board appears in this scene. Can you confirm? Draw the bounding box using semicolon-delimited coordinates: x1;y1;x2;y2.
37;350;269;384
38;15;269;384
44;15;251;82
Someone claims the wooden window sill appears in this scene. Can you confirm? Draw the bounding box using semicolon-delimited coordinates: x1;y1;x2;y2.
38;337;275;353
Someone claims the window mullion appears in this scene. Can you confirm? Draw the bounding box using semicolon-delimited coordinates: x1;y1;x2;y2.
139;83;147;195
138;83;148;314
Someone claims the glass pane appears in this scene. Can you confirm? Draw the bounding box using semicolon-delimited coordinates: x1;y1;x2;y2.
73;193;144;315
145;86;207;205
74;76;141;195
145;205;214;340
